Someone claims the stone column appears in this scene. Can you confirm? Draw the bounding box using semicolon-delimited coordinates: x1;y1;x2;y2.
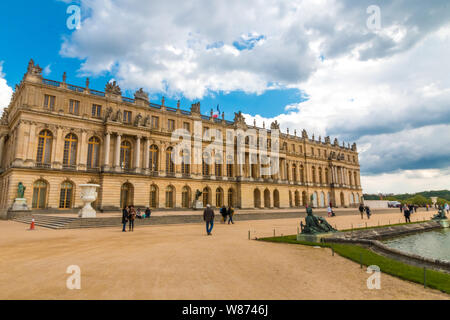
103;131;111;171
12;122;26;167
135;135;141;173
114;133;122;172
25;122;37;165
78;129;88;170
52;126;64;169
0;135;5;168
143;137;150;172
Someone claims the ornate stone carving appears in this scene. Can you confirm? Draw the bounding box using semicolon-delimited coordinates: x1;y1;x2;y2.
233;111;246;125
270;120;280;130
134;113;143;126
114;110;122;122
351;143;357;151
302;129;308;139
105;81;122;95
143;115;151;127
191;102;201;114
104;107;113;122
325;136;331;144
134;88;149;101
334;138;339;146
26;59;43;76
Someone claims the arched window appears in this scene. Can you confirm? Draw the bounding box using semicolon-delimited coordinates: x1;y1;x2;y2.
87;137;100;169
36;130;53;164
120;141;132;169
273;190;280;208
32;180;47;209
202;187;210;207
320;192;325;207
295;191;300;207
312;192;318;207
227;188;234;207
289;191;293;207
59;181;73;209
325;168;329;184
254;189;261;208
149;185;158;208
149;145;159;172
166;147;174;174
216;188;224;207
319;168;323;184
63;133;78;167
264;189;270;208
182;186;191;208
165;185;175;208
120;183;134;208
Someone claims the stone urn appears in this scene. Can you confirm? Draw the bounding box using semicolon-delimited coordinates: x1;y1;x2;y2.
78;184;100;218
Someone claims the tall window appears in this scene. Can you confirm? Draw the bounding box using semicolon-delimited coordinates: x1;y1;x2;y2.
92;104;102;118
123;111;132;123
183;122;190;132
215;155;222;177
319;168;323;184
216;188;223;207
292;164;297;182
202;187;210;207
166;147;174;174
227;156;233;177
300;165;305;182
181;149;190;175
165;186;174;208
63;133;78;167
227;188;234;207
120;141;132;169
120;183;133;208
202;152;210;176
354;172;358;186
69;99;79;115
151;116;159;129
44;95;55;110
32;180;47;209
182;186;191;208
168;119;175;132
149;145;159;172
325;168;329;184
87;137;100;169
149;185;158;208
312;167;316;183
59;181;73;209
36;130;53;164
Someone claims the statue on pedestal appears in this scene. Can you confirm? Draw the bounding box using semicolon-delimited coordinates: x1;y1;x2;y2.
432;207;447;220
17;182;26;198
300;206;337;234
11;182;30;211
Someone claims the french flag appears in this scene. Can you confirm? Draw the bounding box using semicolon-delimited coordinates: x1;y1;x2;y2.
212;104;220;118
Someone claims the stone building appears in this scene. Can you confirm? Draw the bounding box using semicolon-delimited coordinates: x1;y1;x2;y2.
0;60;362;214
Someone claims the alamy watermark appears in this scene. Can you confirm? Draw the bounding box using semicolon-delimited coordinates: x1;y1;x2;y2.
66;5;81;30
66;265;81;290
366;5;381;31
366;265;381;289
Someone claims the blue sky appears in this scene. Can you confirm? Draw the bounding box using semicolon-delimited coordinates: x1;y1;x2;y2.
0;0;449;194
0;1;304;120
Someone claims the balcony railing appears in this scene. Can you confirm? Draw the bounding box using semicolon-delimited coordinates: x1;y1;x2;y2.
62;164;77;171
43;79;61;87
90;89;105;97
122;97;135;104
35;162;51;169
68;84;84;93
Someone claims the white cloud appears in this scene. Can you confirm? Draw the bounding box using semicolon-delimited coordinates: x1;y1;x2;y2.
0;63;13;113
57;0;450;193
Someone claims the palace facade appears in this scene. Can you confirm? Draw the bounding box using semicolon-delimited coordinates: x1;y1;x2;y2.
0;60;362;215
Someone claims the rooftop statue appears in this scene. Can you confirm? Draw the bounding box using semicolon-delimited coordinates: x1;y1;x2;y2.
233;111;246;125
270;120;280;130
26;59;43;76
105;81;122;95
134;88;149;101
191;102;201;114
300;206;337;234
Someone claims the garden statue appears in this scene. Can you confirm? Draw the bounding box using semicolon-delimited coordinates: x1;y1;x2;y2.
17;182;26;198
301;206;337;234
432;206;447;220
195;190;203;201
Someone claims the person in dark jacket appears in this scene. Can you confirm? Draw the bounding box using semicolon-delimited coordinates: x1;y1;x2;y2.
203;204;215;235
122;206;129;232
220;205;227;224
227;206;234;224
145;207;151;219
129;205;136;232
404;205;411;223
365;206;371;219
358;203;365;219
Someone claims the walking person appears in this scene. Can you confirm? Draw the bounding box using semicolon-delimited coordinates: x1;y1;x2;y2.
327;205;333;217
445;203;449;215
359;203;365;219
227;206;234;224
145;207;152;219
365;206;371;219
203;204;215;235
404;205;411;223
129;205;136;232
220;205;227;224
122;206;129;232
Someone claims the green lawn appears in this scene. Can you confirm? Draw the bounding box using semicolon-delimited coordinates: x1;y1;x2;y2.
259;236;450;294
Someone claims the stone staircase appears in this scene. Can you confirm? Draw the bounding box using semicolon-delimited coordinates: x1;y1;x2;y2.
11;211;305;230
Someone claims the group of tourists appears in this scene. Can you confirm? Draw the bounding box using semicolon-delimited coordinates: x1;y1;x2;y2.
122;206;152;232
358;203;372;219
204;205;236;236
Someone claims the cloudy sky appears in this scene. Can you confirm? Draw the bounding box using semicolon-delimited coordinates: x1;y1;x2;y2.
0;0;449;194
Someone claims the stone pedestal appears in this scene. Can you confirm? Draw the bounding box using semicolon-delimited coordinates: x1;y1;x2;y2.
78;184;100;218
193;200;203;210
438;219;449;228
11;198;30;211
296;232;337;243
